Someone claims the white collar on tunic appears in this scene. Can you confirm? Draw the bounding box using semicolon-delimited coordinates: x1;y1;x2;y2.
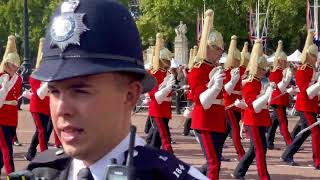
68;133;145;180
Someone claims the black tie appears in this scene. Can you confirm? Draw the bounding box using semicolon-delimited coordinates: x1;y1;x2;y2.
77;167;94;180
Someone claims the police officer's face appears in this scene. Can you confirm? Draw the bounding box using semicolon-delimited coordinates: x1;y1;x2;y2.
48;73;142;165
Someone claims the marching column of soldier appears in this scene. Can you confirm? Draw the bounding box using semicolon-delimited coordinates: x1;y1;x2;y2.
0;1;319;179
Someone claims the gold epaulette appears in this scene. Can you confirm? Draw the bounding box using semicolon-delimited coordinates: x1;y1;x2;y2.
192;60;214;69
247;75;260;82
299;64;313;70
271;66;283;72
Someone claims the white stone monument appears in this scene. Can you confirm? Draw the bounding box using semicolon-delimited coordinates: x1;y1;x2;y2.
174;21;188;66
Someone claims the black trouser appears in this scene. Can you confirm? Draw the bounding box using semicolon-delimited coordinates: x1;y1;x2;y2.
144;116;152;134
290;113;303;139
183;118;192;135
281;111;320;167
195;130;225;179
0;125;15;174
26;113;51;159
234;126;270;179
267;105;292;147
147;117;173;153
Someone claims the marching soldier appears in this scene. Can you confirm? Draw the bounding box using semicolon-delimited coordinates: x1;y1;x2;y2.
239;42;251;140
266;40;293;149
182;45;198;136
188;9;226;179
24;38;62;161
147;33;175;153
232;39;272;180
281;30;320;170
223;35;245;160
9;0;207;179
0;35;22;174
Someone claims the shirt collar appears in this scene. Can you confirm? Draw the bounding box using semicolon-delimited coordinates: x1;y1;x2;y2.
69;134;145;180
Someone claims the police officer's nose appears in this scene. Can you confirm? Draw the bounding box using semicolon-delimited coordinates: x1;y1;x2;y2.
54;94;73;118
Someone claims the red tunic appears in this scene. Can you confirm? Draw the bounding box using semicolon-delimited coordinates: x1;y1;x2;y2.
269;69;289;106
239;66;247;79
29;76;50;116
223;68;242;111
242;79;271;127
148;70;172;119
186;71;193;101
188;63;226;132
295;65;318;113
0;73;22;127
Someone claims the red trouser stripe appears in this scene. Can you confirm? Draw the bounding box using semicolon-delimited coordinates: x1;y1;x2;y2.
226;110;245;160
303;112;320;166
0;127;13;174
251;126;269;180
54;130;61;147
31;113;47;152
276;106;292;145
153;117;173;153
200;131;220;180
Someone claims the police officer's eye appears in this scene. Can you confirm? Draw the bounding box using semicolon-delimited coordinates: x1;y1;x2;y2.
74;89;89;94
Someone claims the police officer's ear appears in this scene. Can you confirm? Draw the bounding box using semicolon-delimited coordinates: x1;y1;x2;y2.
125;81;143;107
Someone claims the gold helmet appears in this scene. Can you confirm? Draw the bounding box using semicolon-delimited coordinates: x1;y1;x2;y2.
35;38;45;69
240;42;250;67
272;40;287;71
247;39;267;77
150;33;172;73
224;35;241;69
188;45;198;69
194;9;224;66
301;30;318;66
0;35;20;73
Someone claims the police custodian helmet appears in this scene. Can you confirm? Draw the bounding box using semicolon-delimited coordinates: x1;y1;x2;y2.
32;0;156;93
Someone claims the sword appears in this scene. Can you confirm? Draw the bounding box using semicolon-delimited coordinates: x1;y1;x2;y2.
296;120;320;137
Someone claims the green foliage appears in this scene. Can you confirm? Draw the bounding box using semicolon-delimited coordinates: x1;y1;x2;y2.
137;0;307;54
0;0;61;64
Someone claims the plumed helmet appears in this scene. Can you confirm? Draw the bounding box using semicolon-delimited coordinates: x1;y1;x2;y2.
301;30;318;66
0;35;20;73
247;39;266;76
240;42;250;67
224;35;241;69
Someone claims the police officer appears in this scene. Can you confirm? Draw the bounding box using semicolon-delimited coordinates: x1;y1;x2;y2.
266;40;293;149
10;0;208;179
188;10;226;179
281;30;320;170
0;35;22;175
232;39;272;180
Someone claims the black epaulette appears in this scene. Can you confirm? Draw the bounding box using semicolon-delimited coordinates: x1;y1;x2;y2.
123;146;192;180
26;148;71;180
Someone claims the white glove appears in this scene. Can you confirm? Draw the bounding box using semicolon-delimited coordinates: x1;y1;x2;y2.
224;68;240;95
278;68;292;92
252;83;275;113
234;99;247;109
207;66;223;88
158;74;172;90
286;86;298;96
142;97;150;105
230;68;240;84
0;74;10;92
22;89;32;99
37;82;49;100
212;72;225;90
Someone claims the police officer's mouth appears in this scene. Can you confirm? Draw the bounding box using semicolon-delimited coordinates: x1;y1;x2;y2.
61;126;84;143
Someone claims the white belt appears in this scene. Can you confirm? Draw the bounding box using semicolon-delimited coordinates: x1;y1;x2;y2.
3;100;18;106
232;90;242;95
212;99;224;106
